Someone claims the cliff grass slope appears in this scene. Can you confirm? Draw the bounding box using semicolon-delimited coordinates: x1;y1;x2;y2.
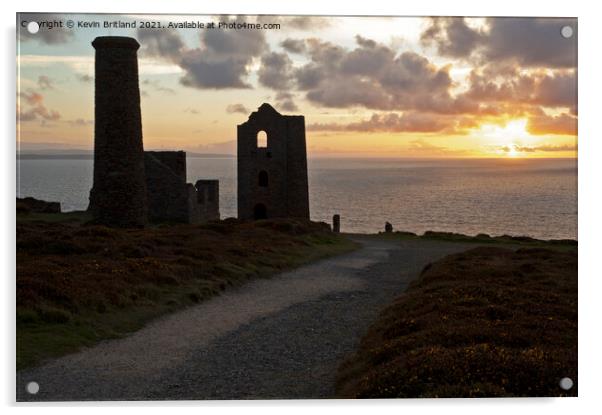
17;216;355;369
336;246;577;398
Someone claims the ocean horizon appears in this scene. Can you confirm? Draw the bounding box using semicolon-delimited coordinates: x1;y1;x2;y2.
16;156;577;240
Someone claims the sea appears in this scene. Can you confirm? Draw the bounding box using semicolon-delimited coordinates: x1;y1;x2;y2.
16;157;578;240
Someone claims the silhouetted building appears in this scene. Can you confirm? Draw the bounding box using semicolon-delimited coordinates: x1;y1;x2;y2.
88;36;148;227
87;36;219;226
144;151;220;223
237;103;309;220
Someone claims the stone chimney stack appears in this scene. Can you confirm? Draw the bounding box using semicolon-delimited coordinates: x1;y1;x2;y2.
88;36;148;227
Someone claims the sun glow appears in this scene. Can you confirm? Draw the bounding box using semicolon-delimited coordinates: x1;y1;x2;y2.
470;118;535;157
476;119;531;141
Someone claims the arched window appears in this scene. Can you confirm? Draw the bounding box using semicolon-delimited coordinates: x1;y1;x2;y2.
258;170;268;187
257;130;267;148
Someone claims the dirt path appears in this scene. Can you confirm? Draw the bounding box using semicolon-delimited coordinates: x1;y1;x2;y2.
17;237;475;401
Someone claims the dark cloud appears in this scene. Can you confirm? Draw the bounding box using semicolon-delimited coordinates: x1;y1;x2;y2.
18;13;74;45
532;73;577;108
180;17;267;89
462;65;576;112
280;39;306;54
136;17;268;89
137;28;186;62
275;92;298;112
339;36;395;76
420;17;482;59
293;36;462;113
485;18;577;68
258;52;294;90
226;104;249;114
295;64;326;90
421;17;577;68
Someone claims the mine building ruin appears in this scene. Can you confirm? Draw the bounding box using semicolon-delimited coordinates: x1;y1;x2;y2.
144;151;219;223
237;103;310;220
88;36;219;226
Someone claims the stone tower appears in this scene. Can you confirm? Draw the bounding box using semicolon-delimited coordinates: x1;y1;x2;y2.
237;103;309;220
88;36;148;227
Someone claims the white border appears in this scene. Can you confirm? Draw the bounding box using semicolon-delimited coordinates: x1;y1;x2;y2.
3;1;601;414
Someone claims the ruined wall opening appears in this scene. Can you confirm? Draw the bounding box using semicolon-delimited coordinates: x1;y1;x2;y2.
258;170;268;187
257;130;267;148
253;203;267;220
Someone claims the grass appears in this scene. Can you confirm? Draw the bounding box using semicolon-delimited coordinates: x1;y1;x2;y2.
16;215;357;370
336;245;577;398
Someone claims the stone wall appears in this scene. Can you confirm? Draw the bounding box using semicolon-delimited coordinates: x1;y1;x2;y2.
144;152;190;223
237;103;309;220
195;180;220;221
145;151;220;224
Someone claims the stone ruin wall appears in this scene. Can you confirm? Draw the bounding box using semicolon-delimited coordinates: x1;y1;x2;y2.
88;36;148;227
237;103;309;220
87;36;220;227
145;151;220;224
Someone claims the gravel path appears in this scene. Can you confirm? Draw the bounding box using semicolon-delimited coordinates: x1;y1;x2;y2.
17;237;474;401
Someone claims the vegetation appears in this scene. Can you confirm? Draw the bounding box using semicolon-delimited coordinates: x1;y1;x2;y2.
374;230;577;250
16;215;356;369
336;245;577;398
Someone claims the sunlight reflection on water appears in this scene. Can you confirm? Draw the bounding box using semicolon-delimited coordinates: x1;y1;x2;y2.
16;157;577;240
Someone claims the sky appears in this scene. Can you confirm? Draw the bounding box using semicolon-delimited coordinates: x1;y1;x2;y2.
17;14;577;158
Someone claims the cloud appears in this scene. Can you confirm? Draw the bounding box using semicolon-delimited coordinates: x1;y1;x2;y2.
256;16;331;31
307;111;468;133
67;118;93;126
180;17;267;89
420;17;483;59
485;18;577;68
141;78;176;94
18;90;61;122
405;139;470;156
501;143;577;153
18;13;74;45
76;74;93;83
293;36;463;113
226;103;249;114
37;75;54;90
421;17;577;68
275;92;298;112
19;90;43;106
461;65;576;114
137;28;186;62
258;52;294;90
527;113;577;136
280;38;306;54
136;17;268;89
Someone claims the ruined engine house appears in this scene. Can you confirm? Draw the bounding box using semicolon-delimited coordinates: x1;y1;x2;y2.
237;103;310;220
